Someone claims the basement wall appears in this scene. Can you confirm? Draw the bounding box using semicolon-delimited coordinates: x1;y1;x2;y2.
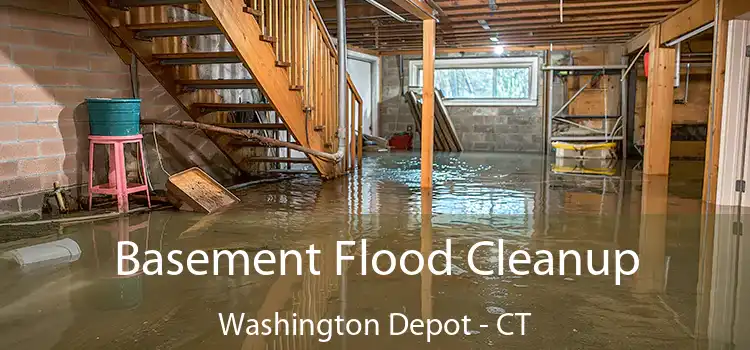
0;3;239;221
379;51;546;152
379;45;625;152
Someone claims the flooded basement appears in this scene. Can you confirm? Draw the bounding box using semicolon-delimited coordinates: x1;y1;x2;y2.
0;152;747;349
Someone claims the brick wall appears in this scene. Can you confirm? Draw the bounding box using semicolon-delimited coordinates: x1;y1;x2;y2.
0;4;239;221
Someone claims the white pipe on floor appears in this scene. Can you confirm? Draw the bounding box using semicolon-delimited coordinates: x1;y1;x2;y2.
2;238;81;267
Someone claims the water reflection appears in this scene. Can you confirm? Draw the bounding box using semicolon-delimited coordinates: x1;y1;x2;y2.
0;152;746;349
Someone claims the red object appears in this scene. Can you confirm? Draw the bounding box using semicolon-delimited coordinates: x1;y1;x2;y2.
388;133;414;150
644;52;650;77
88;134;151;213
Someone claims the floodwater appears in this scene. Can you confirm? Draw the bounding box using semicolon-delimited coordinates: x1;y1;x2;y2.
0;152;747;349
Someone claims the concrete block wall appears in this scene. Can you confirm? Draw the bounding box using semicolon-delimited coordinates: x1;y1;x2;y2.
0;4;239;221
379;51;546;152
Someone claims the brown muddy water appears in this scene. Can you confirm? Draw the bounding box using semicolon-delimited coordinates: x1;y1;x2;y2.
0;152;747;349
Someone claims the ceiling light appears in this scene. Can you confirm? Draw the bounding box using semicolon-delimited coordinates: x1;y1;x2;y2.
489;37;499;42
478;20;491;31
493;45;505;55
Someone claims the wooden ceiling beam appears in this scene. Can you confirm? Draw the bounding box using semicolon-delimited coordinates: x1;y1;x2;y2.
626;0;714;53
346;24;648;38
398;4;680;23
433;0;681;7
391;0;437;20
344;18;653;35
440;0;685;16
372;38;627;51
351;33;632;46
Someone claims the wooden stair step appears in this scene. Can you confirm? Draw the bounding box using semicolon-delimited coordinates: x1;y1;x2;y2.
153;52;241;65
267;169;318;175
128;21;221;38
112;0;201;8
248;157;311;163
178;79;257;90
193;103;275;112
212;123;286;130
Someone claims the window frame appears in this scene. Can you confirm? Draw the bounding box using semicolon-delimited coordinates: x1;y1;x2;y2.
408;56;540;107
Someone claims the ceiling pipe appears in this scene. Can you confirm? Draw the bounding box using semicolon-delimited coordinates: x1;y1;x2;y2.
361;0;421;23
665;22;714;47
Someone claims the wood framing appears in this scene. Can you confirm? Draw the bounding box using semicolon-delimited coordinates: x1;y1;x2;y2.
391;0;436;20
201;0;333;176
635;175;668;293
626;29;651;53
643;25;677;175
703;6;729;204
421;19;436;189
626;0;714;53
659;0;714;43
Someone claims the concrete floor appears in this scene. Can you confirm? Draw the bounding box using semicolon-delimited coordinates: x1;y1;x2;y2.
0;152;746;349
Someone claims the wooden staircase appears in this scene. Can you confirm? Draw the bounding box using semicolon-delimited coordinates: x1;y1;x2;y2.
78;0;363;178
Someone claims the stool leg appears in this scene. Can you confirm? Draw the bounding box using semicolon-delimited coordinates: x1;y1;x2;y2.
88;140;94;211
137;140;151;208
114;141;128;213
108;144;117;188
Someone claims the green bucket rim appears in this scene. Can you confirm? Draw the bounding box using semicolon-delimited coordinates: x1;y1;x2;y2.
86;98;141;103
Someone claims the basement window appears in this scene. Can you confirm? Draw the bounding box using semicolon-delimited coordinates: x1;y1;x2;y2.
409;57;539;107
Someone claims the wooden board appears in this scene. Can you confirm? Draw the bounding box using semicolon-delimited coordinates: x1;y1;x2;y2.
166;167;240;213
405;90;462;152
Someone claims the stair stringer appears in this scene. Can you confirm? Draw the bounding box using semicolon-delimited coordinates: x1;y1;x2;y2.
200;0;337;178
80;0;272;175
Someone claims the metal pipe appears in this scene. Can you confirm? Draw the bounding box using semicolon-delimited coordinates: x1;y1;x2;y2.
665;22;714;47
675;42;682;87
361;0;420;23
337;0;347;160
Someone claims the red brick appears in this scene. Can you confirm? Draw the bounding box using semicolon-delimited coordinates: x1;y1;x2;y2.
0;67;35;85
9;7;88;36
0;161;18;180
0;142;39;160
0;7;9;26
37;105;69;122
14;86;55;103
39;139;65;155
34;69;76;87
55;52;89;70
34;31;74;51
90;56;127;73
0;44;11;65
0;86;12;103
61;153;81;172
12;47;56;67
0;106;37;122
0;27;35;45
58;121;88;138
18;124;59;140
0;126;17;142
52;87;88;105
19;157;63;175
72;36;111;55
0;176;43;197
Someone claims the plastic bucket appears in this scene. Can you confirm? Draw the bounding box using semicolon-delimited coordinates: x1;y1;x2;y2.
86;98;141;136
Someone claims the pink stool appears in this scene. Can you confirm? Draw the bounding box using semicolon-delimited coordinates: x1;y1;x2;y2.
88;134;151;213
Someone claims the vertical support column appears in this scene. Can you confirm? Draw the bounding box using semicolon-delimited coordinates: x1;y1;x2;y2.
703;4;729;204
420;191;433;319
421;19;436;189
634;175;668;294
644;25;677;175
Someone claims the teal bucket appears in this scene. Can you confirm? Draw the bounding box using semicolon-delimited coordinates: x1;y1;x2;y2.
86;98;141;136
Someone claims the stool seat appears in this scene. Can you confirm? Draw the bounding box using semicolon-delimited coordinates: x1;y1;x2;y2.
88;134;151;213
